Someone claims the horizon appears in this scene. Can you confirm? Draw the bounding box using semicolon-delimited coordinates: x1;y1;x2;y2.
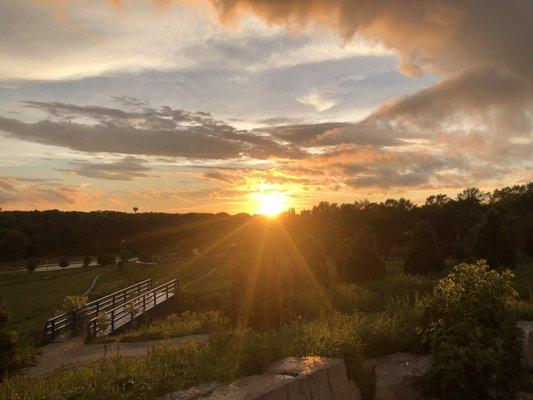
0;1;531;215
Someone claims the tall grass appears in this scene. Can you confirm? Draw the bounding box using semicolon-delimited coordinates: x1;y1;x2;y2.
102;311;229;343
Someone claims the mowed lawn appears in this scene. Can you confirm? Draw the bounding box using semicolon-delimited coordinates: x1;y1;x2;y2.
0;255;225;338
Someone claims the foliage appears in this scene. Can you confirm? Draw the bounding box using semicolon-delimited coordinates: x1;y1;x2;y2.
404;221;444;275
95;311;110;334
25;258;38;273
59;295;88;314
58;256;70;269
0;300;17;381
97;253;116;266
105;311;229;343
338;226;385;283
0;229;28;262
470;209;517;268
420;261;525;400
138;250;154;263
83;255;92;267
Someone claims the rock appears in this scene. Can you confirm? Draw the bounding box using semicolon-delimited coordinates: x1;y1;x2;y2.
518;321;533;369
159;356;361;400
363;353;430;400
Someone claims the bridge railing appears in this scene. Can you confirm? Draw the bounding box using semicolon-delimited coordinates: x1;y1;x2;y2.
44;279;152;338
86;279;179;338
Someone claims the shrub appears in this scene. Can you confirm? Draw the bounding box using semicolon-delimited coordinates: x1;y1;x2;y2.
97;253;116;266
404;221;444;275
59;295;88;314
421;261;525;400
82;255;92;267
25;258;38;273
339;226;385;283
471;209;517;268
0;300;17;380
139;250;154;263
58;256;69;268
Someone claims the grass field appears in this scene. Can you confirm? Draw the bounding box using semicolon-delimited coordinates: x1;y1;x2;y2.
0;255;228;341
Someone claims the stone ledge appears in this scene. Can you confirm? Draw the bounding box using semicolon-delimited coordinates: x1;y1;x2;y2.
363;353;430;400
160;356;361;400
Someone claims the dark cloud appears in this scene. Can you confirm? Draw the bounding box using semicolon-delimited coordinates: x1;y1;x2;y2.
59;157;153;181
0;102;305;160
259;121;404;147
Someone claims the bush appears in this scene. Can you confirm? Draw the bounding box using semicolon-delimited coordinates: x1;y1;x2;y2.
0;300;17;380
58;256;69;269
338;226;385;283
471;209;517;268
59;295;88;314
82;255;92;267
404;221;444;275
421;261;525;399
25;258;38;273
97;253;116;266
139;250;154;263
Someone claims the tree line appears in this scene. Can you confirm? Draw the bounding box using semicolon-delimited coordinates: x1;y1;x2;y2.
0;184;531;267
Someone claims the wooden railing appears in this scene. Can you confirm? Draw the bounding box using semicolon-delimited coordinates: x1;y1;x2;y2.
86;279;179;338
44;279;152;338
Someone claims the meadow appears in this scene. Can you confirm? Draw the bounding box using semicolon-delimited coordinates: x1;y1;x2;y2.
2;257;532;400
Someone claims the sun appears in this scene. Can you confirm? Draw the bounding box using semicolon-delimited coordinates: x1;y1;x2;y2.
256;192;288;217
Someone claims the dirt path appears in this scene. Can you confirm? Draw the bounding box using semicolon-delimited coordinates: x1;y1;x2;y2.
182;265;222;289
81;274;101;296
27;334;208;377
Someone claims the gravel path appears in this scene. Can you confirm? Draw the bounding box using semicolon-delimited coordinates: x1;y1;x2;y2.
27;334;209;377
81;274;102;296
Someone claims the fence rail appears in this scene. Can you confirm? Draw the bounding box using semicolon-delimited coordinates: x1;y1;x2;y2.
87;279;179;338
44;279;152;338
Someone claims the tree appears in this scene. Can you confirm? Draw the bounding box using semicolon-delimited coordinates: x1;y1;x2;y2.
139;249;154;263
96;253;115;266
470;209;517;268
0;299;17;380
133;207;138;214
404;221;444;275
82;255;91;267
0;229;28;263
58;256;69;269
26;258;38;273
339;226;385;283
176;238;193;257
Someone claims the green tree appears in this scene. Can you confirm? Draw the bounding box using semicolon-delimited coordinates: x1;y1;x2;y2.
339;226;385;283
404;221;444;275
421;261;524;399
471;209;517;268
0;299;17;380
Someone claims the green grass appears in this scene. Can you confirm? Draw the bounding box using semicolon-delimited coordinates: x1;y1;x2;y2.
0;255;227;345
102;311;229;343
0;308;422;400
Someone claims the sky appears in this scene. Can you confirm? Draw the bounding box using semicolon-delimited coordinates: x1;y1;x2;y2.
0;0;531;214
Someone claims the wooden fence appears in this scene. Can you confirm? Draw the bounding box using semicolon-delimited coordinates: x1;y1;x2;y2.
86;279;179;338
44;279;152;338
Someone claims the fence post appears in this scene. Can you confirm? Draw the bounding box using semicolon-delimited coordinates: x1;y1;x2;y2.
142;294;146;312
111;309;115;332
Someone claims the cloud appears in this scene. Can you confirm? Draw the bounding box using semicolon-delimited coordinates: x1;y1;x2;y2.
0;176;102;210
59;157;154;181
0;101;305;160
203;0;533;80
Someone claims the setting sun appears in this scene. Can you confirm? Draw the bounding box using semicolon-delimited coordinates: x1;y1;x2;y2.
256;192;288;217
